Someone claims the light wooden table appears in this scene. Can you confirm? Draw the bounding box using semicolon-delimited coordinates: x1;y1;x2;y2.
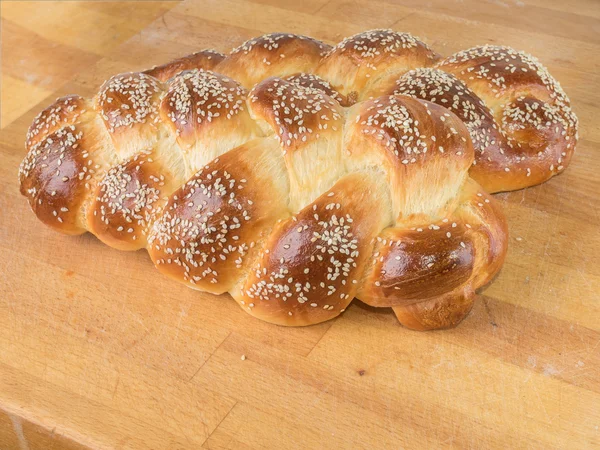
0;1;178;128
1;0;599;448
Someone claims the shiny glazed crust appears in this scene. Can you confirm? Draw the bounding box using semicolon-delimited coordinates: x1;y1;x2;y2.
19;29;576;328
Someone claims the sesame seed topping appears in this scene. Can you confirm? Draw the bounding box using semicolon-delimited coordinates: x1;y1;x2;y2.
98;72;161;132
21;31;569;328
250;78;343;150
163;69;247;136
148;163;254;286
328;29;431;63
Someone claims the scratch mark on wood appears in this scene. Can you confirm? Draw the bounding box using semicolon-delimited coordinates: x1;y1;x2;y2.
9;414;30;450
390;12;416;28
312;0;332;15
305;322;334;357
482;298;498;328
202;401;238;448
189;331;232;382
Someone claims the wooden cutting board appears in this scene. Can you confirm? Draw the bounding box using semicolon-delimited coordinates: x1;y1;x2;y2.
1;0;599;448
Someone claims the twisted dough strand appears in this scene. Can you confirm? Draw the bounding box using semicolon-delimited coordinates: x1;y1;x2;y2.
20;29;576;328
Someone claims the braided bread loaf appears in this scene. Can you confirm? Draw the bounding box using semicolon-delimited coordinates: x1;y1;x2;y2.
19;30;576;329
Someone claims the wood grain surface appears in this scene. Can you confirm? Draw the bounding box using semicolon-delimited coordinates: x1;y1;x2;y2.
0;1;179;128
1;0;599;448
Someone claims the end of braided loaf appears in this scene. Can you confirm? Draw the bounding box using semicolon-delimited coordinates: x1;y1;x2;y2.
436;46;577;192
20;29;575;329
20;95;115;235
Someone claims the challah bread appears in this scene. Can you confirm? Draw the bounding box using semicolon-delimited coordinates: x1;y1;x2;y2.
316;29;440;105
374;49;579;192
216;34;331;89
20;28;575;328
144;49;225;82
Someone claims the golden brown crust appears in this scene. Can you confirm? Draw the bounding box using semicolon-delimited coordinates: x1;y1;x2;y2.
248;77;344;153
216;33;331;89
160;70;247;141
357;177;507;319
248;77;345;211
388;69;506;189
25;95;89;150
20;125;91;234
159;69;260;174
344;95;473;220
25;30;578;330
20;104;115;234
143;50;225;82
317;29;440;102
95;72;165;158
358;222;475;308
454;179;508;288
438;45;566;102
237;172;388;326
392;286;475;331
346;94;472;171
147;139;289;294
388;67;575;192
285;73;350;106
437;46;578;192
87;151;182;250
